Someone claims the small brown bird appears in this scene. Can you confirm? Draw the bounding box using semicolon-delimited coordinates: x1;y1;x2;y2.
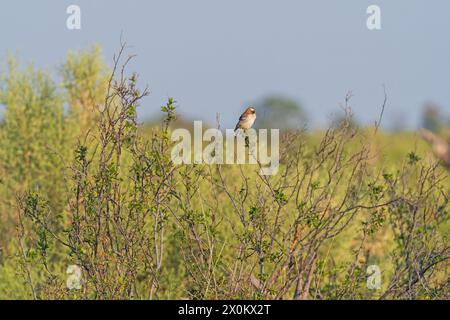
234;107;256;132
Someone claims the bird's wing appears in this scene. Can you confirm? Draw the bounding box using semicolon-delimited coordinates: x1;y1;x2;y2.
235;112;252;131
239;113;248;121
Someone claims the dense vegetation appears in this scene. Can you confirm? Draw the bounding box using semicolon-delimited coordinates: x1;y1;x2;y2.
0;45;448;300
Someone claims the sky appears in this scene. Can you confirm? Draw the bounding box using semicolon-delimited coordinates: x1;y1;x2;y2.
0;0;449;130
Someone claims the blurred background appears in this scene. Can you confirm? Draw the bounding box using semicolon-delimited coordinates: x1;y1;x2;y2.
0;0;449;130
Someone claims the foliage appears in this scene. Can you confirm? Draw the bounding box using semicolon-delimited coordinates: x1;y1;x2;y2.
0;46;448;300
422;103;445;134
253;95;307;130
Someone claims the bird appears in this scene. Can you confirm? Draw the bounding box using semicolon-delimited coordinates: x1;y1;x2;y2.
234;107;256;133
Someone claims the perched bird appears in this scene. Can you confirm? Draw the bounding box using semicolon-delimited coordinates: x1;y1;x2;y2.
234;107;256;133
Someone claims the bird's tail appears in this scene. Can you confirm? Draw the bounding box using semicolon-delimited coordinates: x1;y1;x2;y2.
234;125;240;135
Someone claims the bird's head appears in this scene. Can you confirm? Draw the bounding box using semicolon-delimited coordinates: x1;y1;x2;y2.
246;107;256;115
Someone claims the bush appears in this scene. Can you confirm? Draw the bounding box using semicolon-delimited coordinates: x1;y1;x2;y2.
1;44;448;300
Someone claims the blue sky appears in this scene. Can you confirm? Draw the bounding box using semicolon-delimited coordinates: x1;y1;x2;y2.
1;0;449;129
